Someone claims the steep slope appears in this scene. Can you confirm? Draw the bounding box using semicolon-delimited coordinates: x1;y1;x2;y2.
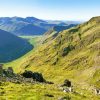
42;24;77;43
0;29;33;62
19;16;100;88
4;16;100;99
0;17;79;36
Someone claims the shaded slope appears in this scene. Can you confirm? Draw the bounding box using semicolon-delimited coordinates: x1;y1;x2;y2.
0;17;46;36
15;24;46;35
0;29;33;62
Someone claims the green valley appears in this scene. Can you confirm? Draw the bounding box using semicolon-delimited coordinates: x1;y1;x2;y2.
1;16;100;100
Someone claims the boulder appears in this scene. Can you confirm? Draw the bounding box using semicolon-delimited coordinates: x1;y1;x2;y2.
61;79;71;87
94;88;100;95
3;68;15;78
7;67;14;74
63;87;72;92
21;70;45;82
62;45;74;57
44;94;54;97
0;64;3;69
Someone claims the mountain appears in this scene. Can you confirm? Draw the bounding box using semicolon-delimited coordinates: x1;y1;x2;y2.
42;24;77;43
14;16;100;99
0;29;33;62
0;17;47;35
2;16;100;99
0;17;79;36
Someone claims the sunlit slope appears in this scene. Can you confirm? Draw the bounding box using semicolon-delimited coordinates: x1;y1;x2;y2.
42;24;77;43
18;17;100;87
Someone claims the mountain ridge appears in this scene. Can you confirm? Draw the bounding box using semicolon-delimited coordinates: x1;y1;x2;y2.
0;17;80;36
18;16;100;88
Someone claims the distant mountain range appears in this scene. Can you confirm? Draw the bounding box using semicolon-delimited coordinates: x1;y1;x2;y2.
0;17;80;36
0;29;33;62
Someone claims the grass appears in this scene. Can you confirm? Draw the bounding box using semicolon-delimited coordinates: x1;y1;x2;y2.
20;35;42;47
2;17;100;99
0;82;99;100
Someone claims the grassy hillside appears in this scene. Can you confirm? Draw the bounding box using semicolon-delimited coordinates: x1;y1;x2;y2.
42;24;77;44
3;16;100;99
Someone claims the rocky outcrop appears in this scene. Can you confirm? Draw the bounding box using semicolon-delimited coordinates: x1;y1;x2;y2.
21;70;45;82
60;79;73;93
0;65;46;83
94;88;100;95
62;45;75;57
61;79;71;87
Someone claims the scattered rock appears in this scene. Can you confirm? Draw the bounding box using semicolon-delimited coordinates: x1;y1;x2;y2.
0;64;3;76
94;88;100;95
58;96;71;100
60;79;73;93
7;67;14;74
0;65;46;84
0;64;3;68
63;87;72;92
62;45;74;57
46;81;54;84
44;94;54;97
61;79;71;87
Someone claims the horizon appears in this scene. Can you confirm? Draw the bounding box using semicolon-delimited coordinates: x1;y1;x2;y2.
0;0;100;21
0;16;87;21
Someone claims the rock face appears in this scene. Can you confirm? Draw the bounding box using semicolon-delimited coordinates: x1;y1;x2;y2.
0;66;16;79
22;70;45;82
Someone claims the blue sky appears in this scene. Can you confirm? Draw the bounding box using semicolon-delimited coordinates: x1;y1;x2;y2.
0;0;100;20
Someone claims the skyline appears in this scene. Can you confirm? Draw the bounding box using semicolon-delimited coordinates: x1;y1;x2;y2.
0;0;100;21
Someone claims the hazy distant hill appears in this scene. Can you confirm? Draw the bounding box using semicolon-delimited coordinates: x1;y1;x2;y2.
0;29;33;62
0;17;80;36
